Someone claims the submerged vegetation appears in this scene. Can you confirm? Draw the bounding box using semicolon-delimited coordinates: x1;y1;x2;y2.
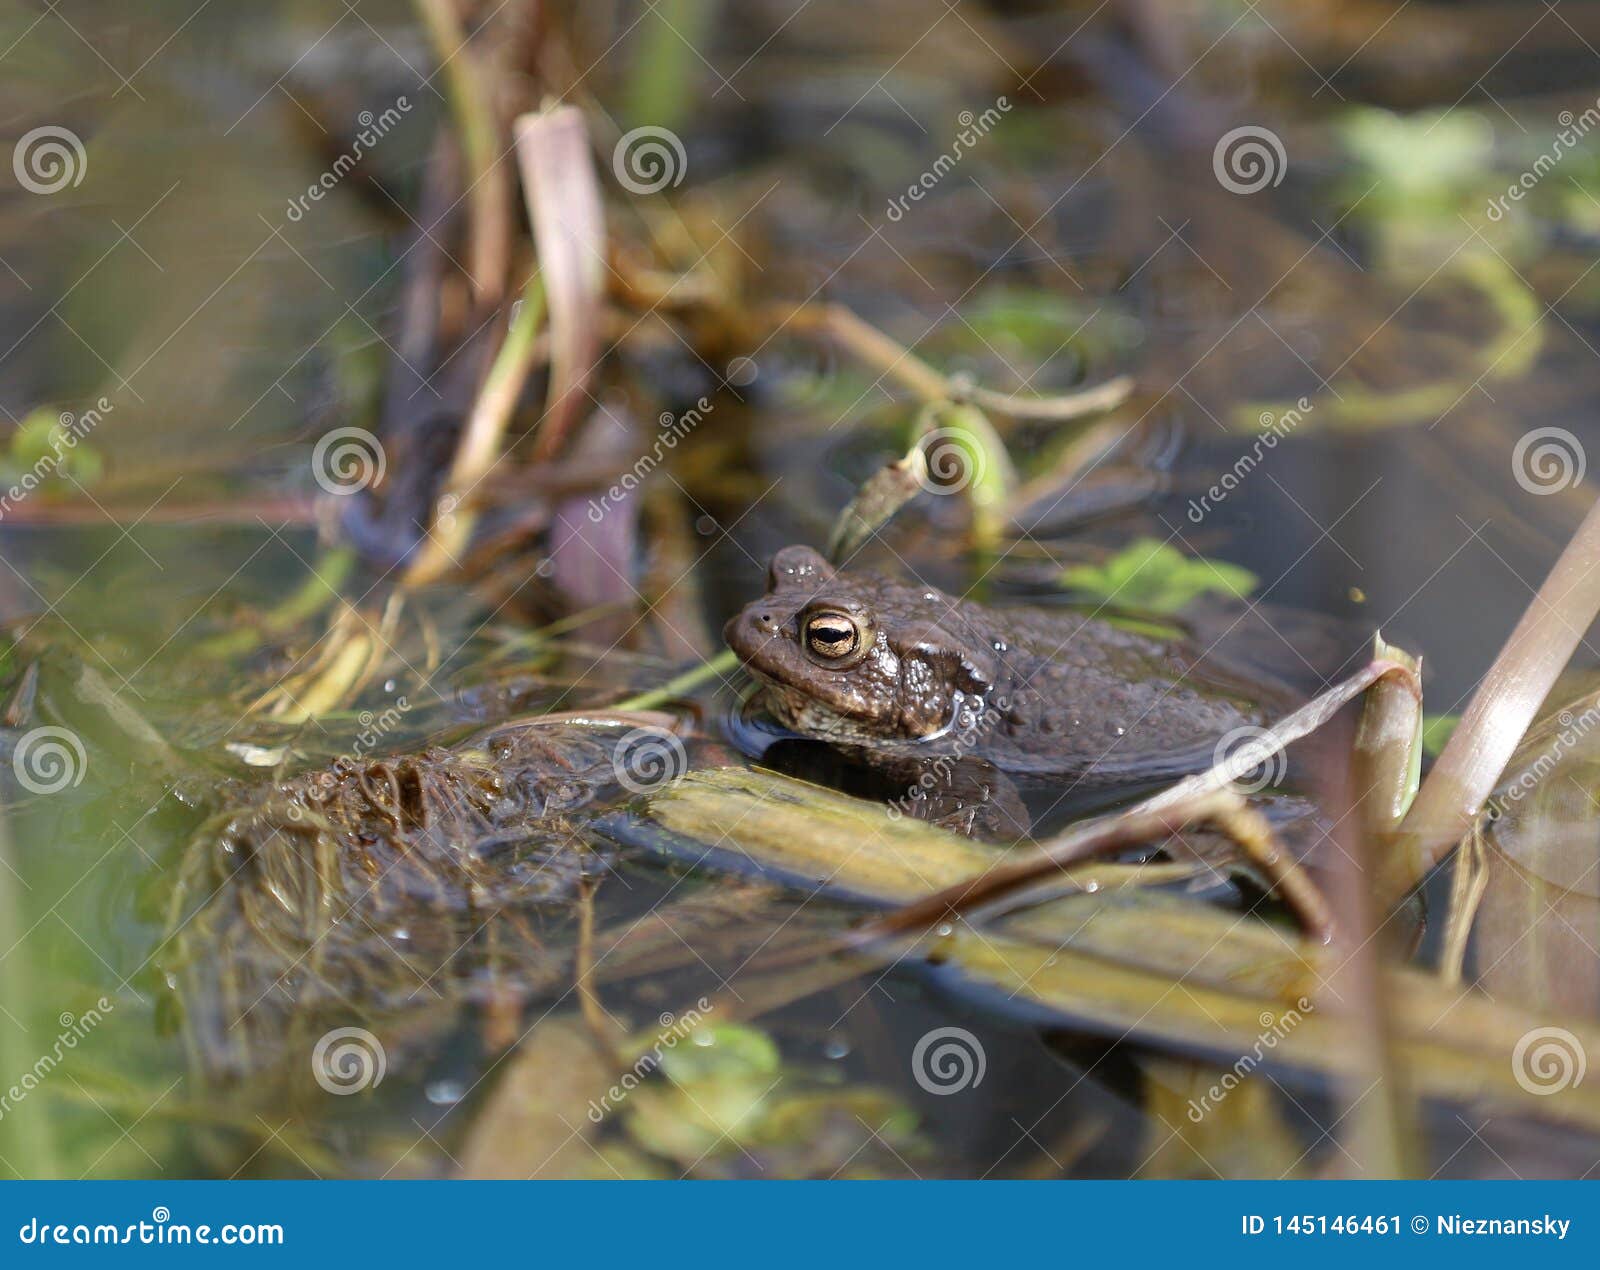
4;0;1600;1180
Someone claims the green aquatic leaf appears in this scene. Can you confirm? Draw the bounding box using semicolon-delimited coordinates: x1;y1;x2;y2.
625;1024;783;1163
1338;106;1493;201
656;1023;781;1083
961;286;1141;362
625;1071;773;1162
1059;538;1257;614
4;408;104;487
625;1018;925;1174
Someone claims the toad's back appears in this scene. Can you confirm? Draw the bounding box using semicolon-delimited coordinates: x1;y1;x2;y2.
959;601;1269;778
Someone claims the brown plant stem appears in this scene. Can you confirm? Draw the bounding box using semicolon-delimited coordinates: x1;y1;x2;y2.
1396;489;1600;899
413;0;514;305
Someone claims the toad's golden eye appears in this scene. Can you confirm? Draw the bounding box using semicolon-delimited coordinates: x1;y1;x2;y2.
803;611;866;663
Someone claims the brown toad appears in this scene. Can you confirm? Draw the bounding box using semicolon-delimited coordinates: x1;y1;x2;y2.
724;545;1276;783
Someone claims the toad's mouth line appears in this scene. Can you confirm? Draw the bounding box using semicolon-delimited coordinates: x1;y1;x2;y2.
741;669;971;749
740;670;888;743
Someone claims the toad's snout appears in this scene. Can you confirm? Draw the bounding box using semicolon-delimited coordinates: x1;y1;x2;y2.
723;605;784;663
